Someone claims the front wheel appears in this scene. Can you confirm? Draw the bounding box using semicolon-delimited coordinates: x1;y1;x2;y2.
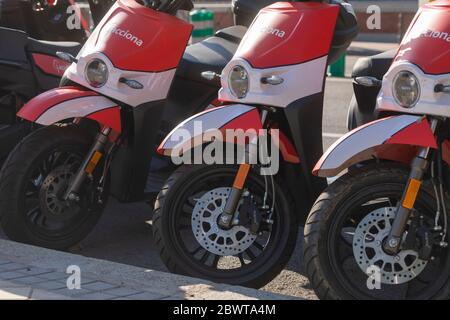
304;165;450;300
0;125;108;250
153;164;298;288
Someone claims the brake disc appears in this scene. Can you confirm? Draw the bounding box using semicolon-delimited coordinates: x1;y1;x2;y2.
353;207;428;285
191;187;257;256
39;165;78;221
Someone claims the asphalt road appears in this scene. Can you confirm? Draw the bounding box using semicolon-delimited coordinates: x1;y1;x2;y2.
0;72;354;300
72;76;354;299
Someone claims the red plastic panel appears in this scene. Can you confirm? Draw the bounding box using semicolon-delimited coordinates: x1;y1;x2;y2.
236;2;339;68
386;118;438;149
396;1;450;74
91;0;192;72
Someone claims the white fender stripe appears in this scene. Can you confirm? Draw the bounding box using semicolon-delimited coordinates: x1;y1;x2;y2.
36;96;117;125
316;115;421;177
160;104;255;152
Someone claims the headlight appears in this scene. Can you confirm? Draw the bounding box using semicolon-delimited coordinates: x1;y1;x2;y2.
85;59;108;88
392;71;420;108
229;65;249;99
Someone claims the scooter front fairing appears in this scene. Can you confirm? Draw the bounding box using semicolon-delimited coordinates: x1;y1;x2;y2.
17;0;192;128
160;1;342;200
15;0;193;203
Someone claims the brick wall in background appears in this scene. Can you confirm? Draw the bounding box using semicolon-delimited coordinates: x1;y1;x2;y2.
356;12;415;38
194;1;419;42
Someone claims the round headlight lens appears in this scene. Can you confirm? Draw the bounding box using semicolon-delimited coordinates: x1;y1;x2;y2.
85;59;108;88
392;71;420;108
229;65;249;99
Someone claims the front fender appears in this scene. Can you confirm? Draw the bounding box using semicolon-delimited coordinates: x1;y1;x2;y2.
18;86;121;132
157;104;262;156
314;115;438;177
157;104;301;164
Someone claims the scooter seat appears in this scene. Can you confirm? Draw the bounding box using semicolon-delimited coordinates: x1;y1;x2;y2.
215;25;247;44
352;48;397;80
26;38;82;58
178;26;246;86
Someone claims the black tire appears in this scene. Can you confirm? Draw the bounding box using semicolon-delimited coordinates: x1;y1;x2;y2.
153;164;297;288
304;165;450;300
0;125;107;250
0;123;32;167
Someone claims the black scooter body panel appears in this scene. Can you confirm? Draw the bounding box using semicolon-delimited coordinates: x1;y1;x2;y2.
0;28;36;99
284;93;328;220
109;76;219;202
109;100;166;202
347;49;397;130
31;61;65;92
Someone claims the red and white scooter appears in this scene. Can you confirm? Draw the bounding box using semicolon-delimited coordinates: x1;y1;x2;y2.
155;1;357;287
0;0;207;249
306;0;450;299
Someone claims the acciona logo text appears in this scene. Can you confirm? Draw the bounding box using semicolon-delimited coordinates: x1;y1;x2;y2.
420;29;450;42
260;25;286;38
110;26;144;47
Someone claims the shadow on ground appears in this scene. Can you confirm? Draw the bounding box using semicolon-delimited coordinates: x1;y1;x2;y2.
62;198;316;299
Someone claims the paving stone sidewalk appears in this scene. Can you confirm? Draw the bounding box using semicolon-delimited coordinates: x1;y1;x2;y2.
0;240;295;300
0;256;165;300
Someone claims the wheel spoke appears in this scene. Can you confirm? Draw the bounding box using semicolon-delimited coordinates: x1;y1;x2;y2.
252;241;265;252
245;248;256;261
340;227;355;247
199;250;209;264
178;215;191;229
37;164;48;177
25;189;38;199
27;206;41;225
49;151;65;168
364;241;378;249
62;153;78;166
238;253;246;266
340;253;355;265
209;254;220;269
188;195;201;207
397;282;410;299
190;246;203;256
182;203;194;215
36;214;47;228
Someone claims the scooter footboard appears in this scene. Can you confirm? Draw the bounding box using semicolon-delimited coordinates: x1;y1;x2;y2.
313;115;438;177
18;86;121;132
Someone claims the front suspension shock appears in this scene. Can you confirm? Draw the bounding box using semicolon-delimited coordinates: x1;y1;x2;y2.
63;126;112;202
383;118;439;255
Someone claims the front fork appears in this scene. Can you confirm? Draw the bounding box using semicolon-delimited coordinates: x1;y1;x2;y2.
63;126;115;202
218;109;269;229
383;118;439;255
